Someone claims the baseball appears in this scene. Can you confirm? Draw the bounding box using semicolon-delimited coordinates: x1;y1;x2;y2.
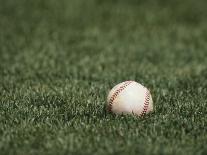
107;81;153;116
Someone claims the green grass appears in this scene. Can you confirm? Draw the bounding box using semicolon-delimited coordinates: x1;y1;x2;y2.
0;0;207;154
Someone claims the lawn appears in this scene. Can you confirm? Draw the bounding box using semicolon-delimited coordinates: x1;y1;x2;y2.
0;0;207;154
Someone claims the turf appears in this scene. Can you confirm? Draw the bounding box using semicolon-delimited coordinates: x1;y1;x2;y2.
0;0;207;154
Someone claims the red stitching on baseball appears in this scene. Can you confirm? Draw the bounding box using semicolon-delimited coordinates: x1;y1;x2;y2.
140;90;150;117
108;81;133;112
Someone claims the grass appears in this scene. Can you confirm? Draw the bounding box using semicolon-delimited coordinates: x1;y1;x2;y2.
0;0;207;154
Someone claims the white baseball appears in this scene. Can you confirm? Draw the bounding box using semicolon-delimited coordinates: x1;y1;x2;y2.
107;81;153;116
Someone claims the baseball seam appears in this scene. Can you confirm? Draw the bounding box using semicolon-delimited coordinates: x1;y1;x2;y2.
108;81;133;112
140;90;150;117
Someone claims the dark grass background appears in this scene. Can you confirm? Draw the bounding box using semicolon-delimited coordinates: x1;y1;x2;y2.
0;0;207;154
